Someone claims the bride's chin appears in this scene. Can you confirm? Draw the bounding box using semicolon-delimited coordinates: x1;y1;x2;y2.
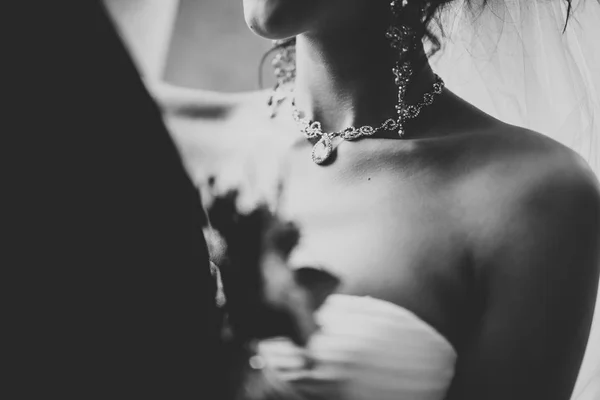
242;0;313;39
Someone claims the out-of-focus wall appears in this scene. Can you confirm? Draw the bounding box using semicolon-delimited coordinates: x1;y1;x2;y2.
103;0;179;79
164;0;273;92
104;0;272;92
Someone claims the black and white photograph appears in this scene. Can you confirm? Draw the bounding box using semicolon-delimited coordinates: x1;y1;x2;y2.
81;1;600;398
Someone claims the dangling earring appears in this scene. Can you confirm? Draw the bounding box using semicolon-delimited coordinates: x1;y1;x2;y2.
269;1;445;165
386;0;420;136
267;39;296;118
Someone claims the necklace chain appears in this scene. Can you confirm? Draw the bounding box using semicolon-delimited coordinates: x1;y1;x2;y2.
268;4;446;165
289;75;445;164
291;74;444;142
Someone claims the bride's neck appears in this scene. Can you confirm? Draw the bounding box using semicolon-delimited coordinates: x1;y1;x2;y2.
293;26;435;133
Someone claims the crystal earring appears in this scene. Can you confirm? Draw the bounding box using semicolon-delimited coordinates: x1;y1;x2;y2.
268;38;296;118
386;0;419;136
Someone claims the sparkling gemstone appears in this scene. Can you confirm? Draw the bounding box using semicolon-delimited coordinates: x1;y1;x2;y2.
383;119;398;130
341;127;361;140
359;126;375;136
307;121;322;137
312;136;333;165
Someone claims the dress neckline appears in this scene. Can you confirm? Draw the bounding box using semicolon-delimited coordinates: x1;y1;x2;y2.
323;293;457;356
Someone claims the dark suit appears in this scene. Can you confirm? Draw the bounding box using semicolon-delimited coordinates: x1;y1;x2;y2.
83;2;221;397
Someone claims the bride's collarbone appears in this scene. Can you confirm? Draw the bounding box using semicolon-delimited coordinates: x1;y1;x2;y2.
164;88;510;202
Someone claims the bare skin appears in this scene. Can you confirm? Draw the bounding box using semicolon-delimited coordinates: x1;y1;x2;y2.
148;1;600;398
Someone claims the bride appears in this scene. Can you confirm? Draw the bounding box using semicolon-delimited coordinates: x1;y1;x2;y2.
148;0;600;399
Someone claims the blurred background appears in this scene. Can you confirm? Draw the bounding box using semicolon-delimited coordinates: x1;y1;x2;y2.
104;0;273;92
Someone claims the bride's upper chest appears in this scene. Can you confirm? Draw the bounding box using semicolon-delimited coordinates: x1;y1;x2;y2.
170;109;477;346
171;113;467;273
280;147;465;281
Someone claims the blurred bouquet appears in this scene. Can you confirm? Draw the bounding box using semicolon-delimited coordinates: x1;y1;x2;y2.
204;190;340;400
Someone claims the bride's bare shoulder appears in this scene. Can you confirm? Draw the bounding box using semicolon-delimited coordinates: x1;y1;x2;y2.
459;118;600;252
477;120;592;179
459;113;598;200
145;79;268;123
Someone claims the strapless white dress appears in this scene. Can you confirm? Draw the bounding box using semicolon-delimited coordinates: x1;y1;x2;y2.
257;294;457;400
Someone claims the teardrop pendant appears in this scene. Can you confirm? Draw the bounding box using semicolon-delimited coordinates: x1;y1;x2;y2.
311;135;333;165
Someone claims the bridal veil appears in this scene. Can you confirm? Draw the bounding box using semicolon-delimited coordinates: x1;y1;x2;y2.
432;2;599;399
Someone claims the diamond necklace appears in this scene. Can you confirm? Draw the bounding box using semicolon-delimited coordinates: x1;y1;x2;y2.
291;74;445;165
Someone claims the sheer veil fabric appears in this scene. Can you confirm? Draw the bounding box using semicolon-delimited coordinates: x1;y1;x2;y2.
432;0;599;174
431;1;599;399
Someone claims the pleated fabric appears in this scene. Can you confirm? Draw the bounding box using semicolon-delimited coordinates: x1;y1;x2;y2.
257;294;457;400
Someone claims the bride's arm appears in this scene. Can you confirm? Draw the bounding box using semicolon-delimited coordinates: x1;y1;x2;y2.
448;151;600;400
